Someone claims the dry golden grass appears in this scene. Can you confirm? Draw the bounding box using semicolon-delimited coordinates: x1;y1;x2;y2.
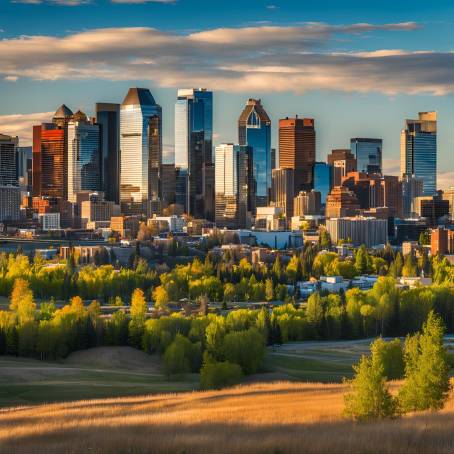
1;381;454;453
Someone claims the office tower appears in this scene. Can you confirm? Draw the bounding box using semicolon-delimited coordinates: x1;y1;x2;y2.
96;103;120;203
175;88;213;219
327;149;357;186
401;174;424;218
442;187;454;221
215;144;252;229
313;162;333;205
401;111;437;196
326;217;388;247
120;88;162;206
325;186;360;218
17;146;31;188
161;163;176;208
279;116;315;194
0;134;18;186
341;172;402;218
350;138;382;174
238;99;272;208
67;111;101;202
272;168;294;219
0;186;20;221
293;190;321;216
413;195;449;226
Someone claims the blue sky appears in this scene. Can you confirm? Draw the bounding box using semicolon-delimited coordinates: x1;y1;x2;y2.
0;0;453;188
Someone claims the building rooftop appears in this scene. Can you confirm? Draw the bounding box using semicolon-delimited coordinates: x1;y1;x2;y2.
53;104;73;119
122;88;156;106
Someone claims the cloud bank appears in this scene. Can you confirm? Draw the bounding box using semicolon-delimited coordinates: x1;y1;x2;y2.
0;112;53;145
3;22;454;95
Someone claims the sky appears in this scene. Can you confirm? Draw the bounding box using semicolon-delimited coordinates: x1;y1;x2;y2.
0;0;454;189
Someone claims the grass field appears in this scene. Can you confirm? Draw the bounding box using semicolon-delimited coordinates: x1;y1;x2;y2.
1;381;454;453
0;347;198;408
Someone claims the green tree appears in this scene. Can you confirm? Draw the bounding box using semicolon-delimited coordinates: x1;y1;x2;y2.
265;278;274;302
10;279;36;325
344;354;398;421
402;253;417;277
370;337;404;380
399;311;451;412
200;359;243;390
129;288;147;348
306;292;324;333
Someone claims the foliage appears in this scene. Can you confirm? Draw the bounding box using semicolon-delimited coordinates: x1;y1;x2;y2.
200;358;243;389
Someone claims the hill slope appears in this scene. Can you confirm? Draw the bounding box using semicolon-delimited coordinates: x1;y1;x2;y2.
1;382;454;454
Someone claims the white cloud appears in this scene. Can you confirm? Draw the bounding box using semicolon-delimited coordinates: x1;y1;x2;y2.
13;0;91;4
4;76;18;82
0;112;53;146
439;171;454;190
2;22;453;96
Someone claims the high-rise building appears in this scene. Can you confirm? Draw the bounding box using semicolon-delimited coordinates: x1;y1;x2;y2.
17;146;31;188
0;186;20;222
239;99;271;208
313;162;333;205
96;103;120;203
401;111;437;196
442;187;454;221
293;190;321;216
215;144;252;229
161;163;176;208
401;174;424;218
272;168;294;219
431;227;454;256
325;186;360;218
67;112;101;203
327;149;357;186
350;138;382;174
120;88;162;207
0;134;18;186
175;88;213;219
271;148;276;171
278;116;315;194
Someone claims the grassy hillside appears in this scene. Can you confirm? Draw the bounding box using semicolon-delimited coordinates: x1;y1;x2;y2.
0;347;198;407
1;381;454;453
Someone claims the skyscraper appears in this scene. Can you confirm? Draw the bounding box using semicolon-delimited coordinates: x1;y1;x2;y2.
67;111;101;202
33;105;73;199
272;168;294;219
120;88;162;205
327;149;356;186
0;134;18;186
313;162;333;205
401;174;424;218
401;111;437;196
175;88;213;219
215;144;252;229
279;116;315;194
350;138;382;174
238;99;271;208
96;103;120;203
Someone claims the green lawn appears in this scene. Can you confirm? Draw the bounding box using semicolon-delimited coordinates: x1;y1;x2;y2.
0;348;199;408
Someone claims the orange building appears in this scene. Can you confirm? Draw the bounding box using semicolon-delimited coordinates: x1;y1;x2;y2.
278;117;315;194
327;149;357;186
431;228;454;256
325;186;360;218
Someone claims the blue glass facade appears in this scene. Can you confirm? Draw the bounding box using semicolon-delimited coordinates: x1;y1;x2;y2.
313;162;333;204
350;138;382;174
175;89;213;218
238;99;271;209
401;112;437;196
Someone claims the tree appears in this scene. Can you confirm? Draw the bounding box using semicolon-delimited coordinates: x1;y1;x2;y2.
153;286;169;312
306;292;324;333
265;278;274;302
200;359;243;390
129;288;147;347
344;354;398;421
10;279;36;325
399;311;451;412
355;245;371;275
402;253;417;277
370;337;404;380
319;228;331;249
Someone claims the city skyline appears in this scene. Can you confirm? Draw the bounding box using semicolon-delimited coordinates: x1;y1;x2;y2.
0;0;453;190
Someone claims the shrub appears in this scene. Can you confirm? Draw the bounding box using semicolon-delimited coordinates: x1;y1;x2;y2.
200;360;243;389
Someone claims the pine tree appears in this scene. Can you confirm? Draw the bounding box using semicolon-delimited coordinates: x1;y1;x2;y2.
399;311;451;412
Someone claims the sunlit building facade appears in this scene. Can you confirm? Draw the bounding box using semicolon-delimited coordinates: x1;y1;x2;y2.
120;88;162;205
238;99;271;208
400;111;437;196
0;134;18;186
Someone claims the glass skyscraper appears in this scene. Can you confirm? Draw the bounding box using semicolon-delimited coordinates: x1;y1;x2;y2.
313;162;333;205
175;88;213;219
96;103;120;203
67;112;101;202
401;111;437;196
238;99;271;208
350;138;382;174
120;88;162;204
0;134;18;186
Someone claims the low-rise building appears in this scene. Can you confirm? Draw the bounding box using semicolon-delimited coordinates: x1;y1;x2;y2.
326;217;387;247
255;206;286;231
319;275;350;293
110;215;140;239
39;212;60;231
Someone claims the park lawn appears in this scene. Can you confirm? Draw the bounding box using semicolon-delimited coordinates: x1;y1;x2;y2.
0;348;199;408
